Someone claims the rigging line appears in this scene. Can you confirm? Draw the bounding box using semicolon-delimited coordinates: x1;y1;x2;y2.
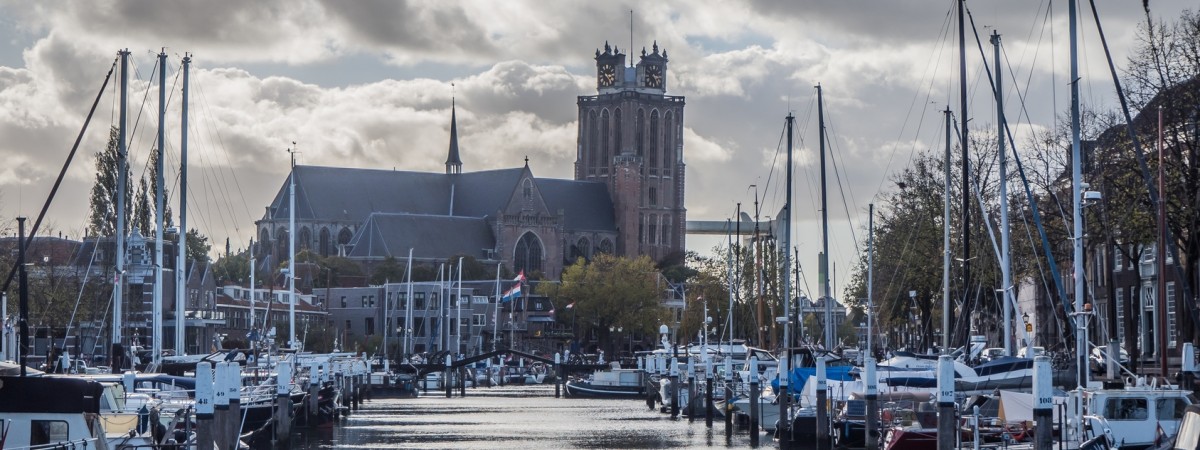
54;222;104;367
192;72;253;232
872;1;956;202
130;57;160;183
1087;0;1198;333
1;58;117;294
821;115;861;256
967;4;1075;319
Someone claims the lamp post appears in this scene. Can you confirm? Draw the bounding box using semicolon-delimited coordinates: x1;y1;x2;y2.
908;290;918;351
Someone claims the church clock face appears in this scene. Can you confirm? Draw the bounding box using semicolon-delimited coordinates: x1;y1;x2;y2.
599;64;616;87
645;64;663;88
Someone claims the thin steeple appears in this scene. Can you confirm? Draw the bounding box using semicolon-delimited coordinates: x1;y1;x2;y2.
445;95;462;174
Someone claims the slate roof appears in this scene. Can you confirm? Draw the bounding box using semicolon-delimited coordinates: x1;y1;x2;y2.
346;213;496;260
536;178;617;232
263;165;617;234
264;166;526;222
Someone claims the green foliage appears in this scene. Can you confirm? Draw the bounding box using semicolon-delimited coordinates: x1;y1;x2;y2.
186;229;211;264
87;126;132;238
212;250;251;286
369;256;405;285
549;254;667;345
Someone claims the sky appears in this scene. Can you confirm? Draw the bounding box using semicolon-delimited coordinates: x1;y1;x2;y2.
0;0;1191;300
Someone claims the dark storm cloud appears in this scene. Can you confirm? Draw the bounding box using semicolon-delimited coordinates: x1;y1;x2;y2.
318;0;497;57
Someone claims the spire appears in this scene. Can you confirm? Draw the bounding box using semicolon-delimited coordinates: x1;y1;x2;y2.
445;96;462;174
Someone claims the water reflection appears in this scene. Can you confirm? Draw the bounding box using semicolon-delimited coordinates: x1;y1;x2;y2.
292;384;763;449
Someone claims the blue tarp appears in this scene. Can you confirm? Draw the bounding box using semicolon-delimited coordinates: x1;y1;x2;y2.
771;366;857;394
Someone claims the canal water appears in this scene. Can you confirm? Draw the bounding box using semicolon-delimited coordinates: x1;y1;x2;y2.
292;384;765;449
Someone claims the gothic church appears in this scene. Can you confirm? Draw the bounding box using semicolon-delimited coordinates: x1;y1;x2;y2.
254;42;685;279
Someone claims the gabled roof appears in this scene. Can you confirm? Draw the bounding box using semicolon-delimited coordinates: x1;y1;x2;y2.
263;166;527;223
536;178;617;232
346;213;496;260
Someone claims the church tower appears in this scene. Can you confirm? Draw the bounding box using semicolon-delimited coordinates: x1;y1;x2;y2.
446;98;463;174
576;41;686;261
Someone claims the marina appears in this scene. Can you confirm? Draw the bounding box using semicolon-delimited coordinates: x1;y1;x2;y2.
2;0;1200;449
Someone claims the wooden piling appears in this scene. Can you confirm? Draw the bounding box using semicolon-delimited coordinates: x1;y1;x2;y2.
213;362;231;450
195;362;215;450
749;356;760;446
274;361;293;447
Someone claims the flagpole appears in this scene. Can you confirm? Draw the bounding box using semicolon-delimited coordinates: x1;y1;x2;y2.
493;263;500;353
403;248;412;362
456;257;463;355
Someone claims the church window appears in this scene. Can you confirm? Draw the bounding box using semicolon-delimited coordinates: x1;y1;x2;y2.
598;239;614;254
638;213;645;243
276;227;289;259
601;109;611;167
514;232;544;274
319;228;330;256
572;237;591;263
636;109;646;156
523;179;534;201
258;228;270;257
299;227;311;251
648;214;658;245
649;110;660;169
588;110;599;170
665;111;675;169
338;227;353;245
613;108;622;156
662;215;671;247
648;187;657;206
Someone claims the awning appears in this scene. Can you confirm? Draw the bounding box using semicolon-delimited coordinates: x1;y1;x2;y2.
526;316;556;322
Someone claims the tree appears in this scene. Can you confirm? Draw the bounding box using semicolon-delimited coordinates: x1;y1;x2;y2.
186;229;211;264
87;126;131;238
369;256;405;285
213;250;251;286
549;254;667;350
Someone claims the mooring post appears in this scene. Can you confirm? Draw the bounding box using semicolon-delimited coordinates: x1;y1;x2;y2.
865;357;879;450
705;357;714;428
213;361;230;450
1034;356;1053;450
225;362;242;449
554;353;562;398
687;356;696;422
274;361;292;446
750;356;760;446
936;355;956;450
778;351;790;446
670;357;680;419
725;355;733;437
196;362;215;450
816;357;828;450
445;354;453;398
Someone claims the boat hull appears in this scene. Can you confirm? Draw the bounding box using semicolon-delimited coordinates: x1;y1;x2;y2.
563;380;646;398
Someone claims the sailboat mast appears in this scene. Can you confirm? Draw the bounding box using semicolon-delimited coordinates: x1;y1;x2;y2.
177;53;190;356
957;0;970;354
943;107;952;355
456;257;464;354
18;218;28;376
817;83;832;349
288;148;297;349
867;203;875;357
405;248;414;358
153;49;166;366
992;32;1013;357
1068;0;1086;389
1157;108;1167;379
783;113;794;349
113;49;129;370
249;240;256;341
